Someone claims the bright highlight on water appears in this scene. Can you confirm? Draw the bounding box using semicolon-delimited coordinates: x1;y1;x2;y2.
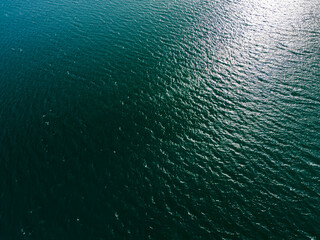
0;0;319;239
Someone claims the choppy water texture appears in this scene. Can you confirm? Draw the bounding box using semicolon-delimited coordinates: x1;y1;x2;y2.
1;0;320;239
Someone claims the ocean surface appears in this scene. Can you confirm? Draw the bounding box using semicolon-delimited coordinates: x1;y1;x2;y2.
1;0;320;239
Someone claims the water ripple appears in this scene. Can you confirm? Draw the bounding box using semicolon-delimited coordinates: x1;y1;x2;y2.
1;0;320;239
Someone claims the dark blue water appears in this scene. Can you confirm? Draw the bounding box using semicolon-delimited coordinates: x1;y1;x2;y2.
1;0;320;239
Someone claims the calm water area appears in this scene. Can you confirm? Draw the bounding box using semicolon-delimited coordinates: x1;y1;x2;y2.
0;0;320;239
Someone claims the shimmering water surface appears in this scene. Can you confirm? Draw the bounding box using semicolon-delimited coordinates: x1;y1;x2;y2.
1;0;320;239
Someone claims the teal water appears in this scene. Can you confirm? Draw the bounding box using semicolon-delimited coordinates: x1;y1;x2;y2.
1;0;320;239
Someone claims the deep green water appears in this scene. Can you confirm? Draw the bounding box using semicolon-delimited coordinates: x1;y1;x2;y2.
1;0;320;239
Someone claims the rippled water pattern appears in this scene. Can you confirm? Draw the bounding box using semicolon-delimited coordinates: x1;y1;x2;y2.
1;0;320;239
